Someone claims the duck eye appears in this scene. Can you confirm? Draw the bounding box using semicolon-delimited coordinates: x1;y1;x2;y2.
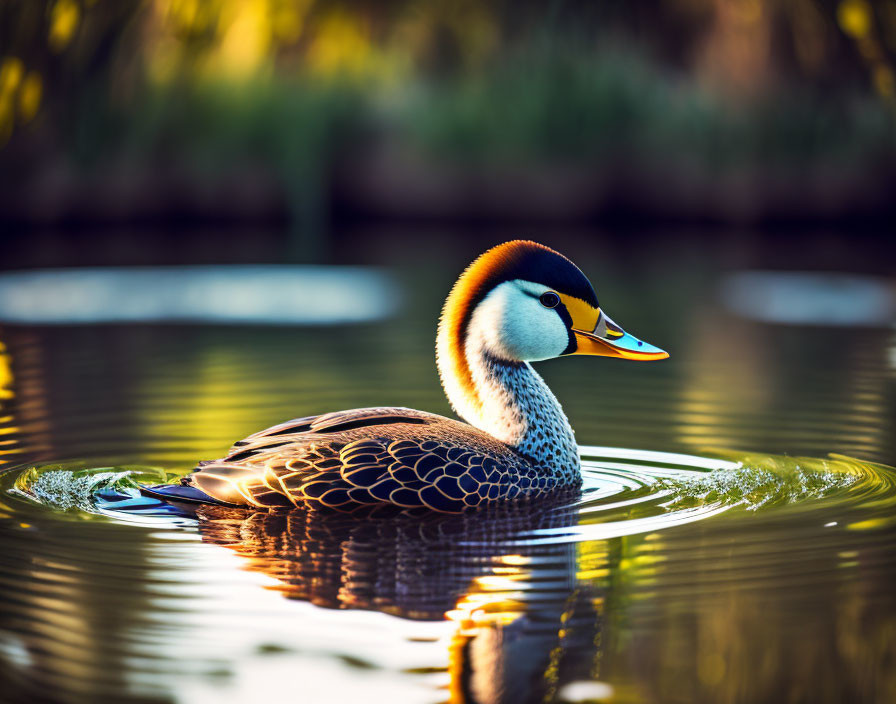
539;291;560;308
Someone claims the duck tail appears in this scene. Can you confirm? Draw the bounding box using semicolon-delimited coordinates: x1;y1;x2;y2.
138;482;230;505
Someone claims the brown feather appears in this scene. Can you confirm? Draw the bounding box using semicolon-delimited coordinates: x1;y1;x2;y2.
183;407;547;512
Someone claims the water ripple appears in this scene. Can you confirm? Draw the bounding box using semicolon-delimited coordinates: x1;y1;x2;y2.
6;444;894;545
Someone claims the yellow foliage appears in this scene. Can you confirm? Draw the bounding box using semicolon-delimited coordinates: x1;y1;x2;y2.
49;0;81;52
147;35;182;83
144;0;495;85
272;0;309;43
212;0;273;76
873;65;895;97
0;57;24;145
161;0;201;31
0;60;44;139
837;0;872;39
18;72;42;123
307;11;371;76
150;0;316;79
0;57;23;95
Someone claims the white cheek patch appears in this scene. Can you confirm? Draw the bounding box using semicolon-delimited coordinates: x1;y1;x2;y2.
468;281;570;362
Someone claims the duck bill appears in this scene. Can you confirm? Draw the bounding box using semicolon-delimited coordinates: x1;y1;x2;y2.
571;312;669;361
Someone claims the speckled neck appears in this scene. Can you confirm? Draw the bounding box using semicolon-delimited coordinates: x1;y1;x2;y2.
448;342;581;484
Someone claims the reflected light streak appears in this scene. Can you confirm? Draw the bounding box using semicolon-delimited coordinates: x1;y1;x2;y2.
720;270;895;327
0;266;400;325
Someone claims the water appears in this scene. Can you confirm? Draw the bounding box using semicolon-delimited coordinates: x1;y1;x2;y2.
0;241;894;704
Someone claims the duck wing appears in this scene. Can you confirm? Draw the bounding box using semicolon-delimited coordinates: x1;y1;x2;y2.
180;407;535;512
226;407;433;453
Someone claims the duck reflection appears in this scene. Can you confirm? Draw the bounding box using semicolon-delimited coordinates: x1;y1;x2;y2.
191;496;606;703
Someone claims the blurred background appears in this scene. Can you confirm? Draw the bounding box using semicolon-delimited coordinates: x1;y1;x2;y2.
0;0;893;465
0;0;895;269
1;6;896;703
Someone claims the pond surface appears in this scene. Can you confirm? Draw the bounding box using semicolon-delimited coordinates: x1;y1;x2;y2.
0;235;894;703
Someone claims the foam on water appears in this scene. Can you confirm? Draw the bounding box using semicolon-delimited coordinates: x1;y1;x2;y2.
8;462;170;516
657;457;862;511
29;469;137;511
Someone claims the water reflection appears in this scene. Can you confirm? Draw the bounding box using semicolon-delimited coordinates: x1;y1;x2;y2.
673;306;896;461
3;444;896;703
0;242;894;703
189;498;610;703
191;498;580;614
116;485;639;704
625;511;896;704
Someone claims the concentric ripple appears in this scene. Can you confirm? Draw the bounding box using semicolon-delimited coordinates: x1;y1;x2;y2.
2;447;894;703
0;300;894;703
4;444;892;540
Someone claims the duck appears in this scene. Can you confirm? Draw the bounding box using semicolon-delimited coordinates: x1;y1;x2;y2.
142;240;668;512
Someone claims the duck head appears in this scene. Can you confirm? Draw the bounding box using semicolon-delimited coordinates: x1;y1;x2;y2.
437;240;668;367
436;240;668;443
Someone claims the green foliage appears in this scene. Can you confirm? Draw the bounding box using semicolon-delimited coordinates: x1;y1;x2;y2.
3;0;895;233
403;44;896;169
